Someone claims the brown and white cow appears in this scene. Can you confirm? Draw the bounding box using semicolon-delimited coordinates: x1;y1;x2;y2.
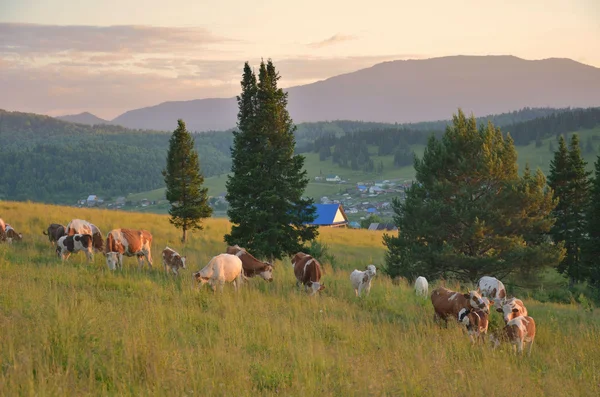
489;315;536;355
459;307;490;343
44;223;66;246
4;224;23;243
66;219;103;252
477;276;507;308
162;246;186;275
497;297;528;324
226;245;273;282
193;253;244;293
56;234;94;262
0;218;6;242
292;252;325;296
431;287;488;326
105;228;153;270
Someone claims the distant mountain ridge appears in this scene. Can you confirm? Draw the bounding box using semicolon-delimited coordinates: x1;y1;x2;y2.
57;56;600;131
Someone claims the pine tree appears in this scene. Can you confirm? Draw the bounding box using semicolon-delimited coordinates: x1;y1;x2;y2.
225;60;318;260
548;136;570;246
162;119;212;242
383;110;564;282
583;156;600;287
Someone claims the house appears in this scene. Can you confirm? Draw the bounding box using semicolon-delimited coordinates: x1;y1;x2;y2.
305;203;349;228
349;221;361;229
369;186;384;194
357;184;367;193
140;198;150;207
86;195;99;207
326;175;341;182
368;223;398;231
115;197;126;206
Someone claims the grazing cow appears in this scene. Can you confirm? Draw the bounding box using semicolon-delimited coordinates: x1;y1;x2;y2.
459;307;490;343
226;245;274;282
162;246;186;275
292;252;325;296
56;234;94;262
66;219;103;252
477;276;507;308
415;276;429;298
43;223;66;246
350;264;377;297
193;253;244;293
497;297;528;323
105;228;153;270
4;224;23;243
489;316;536;355
431;287;488;326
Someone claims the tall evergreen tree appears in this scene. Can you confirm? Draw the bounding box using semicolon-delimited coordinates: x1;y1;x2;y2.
583;156;600;287
383;110;563;282
548;136;570;244
225;60;318;260
162;119;212;242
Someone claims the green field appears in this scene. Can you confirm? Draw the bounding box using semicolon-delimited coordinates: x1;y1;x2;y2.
0;201;599;396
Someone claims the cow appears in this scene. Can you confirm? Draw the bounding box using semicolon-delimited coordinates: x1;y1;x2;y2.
431;287;488;326
193;253;244;293
56;234;94;262
292;252;325;296
415;276;429;298
489;316;536;356
4;224;23;243
350;264;377;297
477;276;507;308
459;307;490;343
226;245;274;282
162;246;186;275
0;218;5;242
43;223;66;246
105;228;153;270
497;297;528;324
66;219;103;252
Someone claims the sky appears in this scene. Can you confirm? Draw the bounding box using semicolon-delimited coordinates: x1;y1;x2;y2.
1;0;599;119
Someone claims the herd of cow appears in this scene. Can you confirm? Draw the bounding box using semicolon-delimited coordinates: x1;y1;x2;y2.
1;217;534;355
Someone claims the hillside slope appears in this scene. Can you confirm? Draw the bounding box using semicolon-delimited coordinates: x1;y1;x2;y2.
110;56;600;132
56;112;109;125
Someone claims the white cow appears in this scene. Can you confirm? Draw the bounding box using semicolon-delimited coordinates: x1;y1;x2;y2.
193;253;244;293
56;234;94;262
477;276;507;308
414;276;428;298
350;265;377;297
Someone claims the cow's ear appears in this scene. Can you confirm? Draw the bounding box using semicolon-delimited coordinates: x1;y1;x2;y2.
496;308;503;313
319;284;325;290
512;308;519;313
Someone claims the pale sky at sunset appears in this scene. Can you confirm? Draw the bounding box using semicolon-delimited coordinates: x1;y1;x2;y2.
1;0;599;119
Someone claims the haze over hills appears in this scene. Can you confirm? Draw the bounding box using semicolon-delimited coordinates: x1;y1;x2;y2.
67;55;600;132
56;112;109;125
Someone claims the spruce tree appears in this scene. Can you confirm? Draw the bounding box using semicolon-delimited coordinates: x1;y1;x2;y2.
225;60;317;260
548;136;570;245
383;110;563;282
583;156;600;287
162;119;212;242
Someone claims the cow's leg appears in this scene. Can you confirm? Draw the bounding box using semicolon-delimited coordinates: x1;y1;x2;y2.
527;339;534;356
62;252;71;261
137;255;145;269
118;253;124;269
354;288;359;297
145;250;153;268
517;339;524;355
86;250;93;263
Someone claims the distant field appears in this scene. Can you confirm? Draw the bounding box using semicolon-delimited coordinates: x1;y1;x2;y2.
0;201;598;396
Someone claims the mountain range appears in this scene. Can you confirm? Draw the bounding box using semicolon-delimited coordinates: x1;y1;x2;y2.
57;55;600;132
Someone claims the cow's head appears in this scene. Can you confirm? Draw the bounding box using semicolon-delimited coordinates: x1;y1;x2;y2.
464;290;487;312
365;264;377;278
307;281;325;296
180;256;187;269
259;264;274;282
193;271;210;285
105;252;118;270
458;308;471;326
496;298;526;323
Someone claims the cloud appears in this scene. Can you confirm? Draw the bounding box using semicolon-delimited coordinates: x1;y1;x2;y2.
0;23;235;55
307;34;357;48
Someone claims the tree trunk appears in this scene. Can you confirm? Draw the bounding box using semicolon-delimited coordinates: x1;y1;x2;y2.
182;225;187;243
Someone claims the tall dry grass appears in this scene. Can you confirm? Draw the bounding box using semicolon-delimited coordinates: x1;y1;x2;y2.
0;201;599;396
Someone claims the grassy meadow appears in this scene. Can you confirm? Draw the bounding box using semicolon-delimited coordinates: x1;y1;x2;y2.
1;201;599;396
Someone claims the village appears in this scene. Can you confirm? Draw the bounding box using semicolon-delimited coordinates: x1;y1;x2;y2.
75;175;411;230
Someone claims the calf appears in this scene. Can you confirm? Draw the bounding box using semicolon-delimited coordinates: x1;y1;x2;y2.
431;287;488;326
414;276;429;298
105;228;153;270
56;234;94;262
350;264;377;297
489;316;536;355
477;276;507;308
459;307;490;343
4;224;23;243
162;246;186;275
44;223;66;246
497;297;528;323
292;252;325;296
226;245;274;282
193;253;244;293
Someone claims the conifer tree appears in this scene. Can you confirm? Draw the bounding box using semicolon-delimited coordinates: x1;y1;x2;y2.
384;110;563;282
162;119;212;242
225;60;317;260
548;136;570;244
583;156;600;287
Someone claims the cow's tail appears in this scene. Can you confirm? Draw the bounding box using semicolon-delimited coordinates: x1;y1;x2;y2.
43;230;48;235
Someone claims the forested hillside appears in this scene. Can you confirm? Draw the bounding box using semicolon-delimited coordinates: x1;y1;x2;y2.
0;107;598;203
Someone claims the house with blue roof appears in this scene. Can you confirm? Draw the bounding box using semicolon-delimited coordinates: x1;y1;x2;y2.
305;203;349;228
